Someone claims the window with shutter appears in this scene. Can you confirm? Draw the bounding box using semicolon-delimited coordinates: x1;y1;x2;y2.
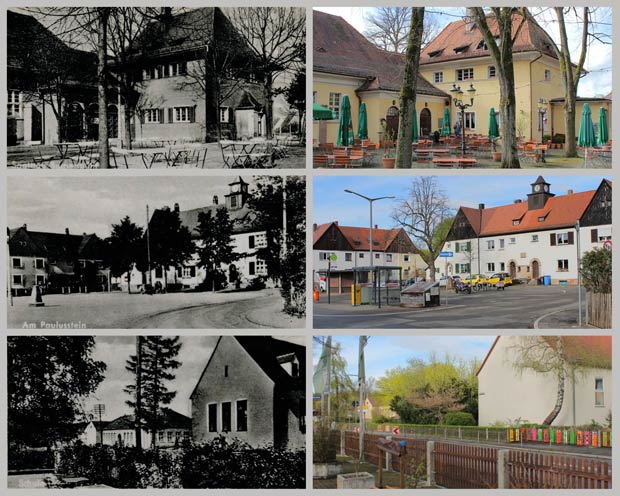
567;231;574;245
466;241;471;251
591;229;598;243
189;106;195;123
455;243;459;253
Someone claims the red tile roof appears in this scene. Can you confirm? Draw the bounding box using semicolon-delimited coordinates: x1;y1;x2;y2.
477;336;611;376
421;9;557;65
313;10;448;97
313;221;405;251
459;188;598;237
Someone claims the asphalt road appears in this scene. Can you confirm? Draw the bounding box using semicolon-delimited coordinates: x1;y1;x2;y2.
314;285;585;329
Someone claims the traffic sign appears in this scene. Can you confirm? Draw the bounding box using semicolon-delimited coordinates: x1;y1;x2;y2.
355;426;360;433
603;240;612;251
330;253;338;262
392;426;400;435
440;251;454;257
312;395;321;401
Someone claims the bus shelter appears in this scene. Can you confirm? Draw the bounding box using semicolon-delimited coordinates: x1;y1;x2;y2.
351;266;402;308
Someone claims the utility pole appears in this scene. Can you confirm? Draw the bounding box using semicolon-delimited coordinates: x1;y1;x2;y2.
576;221;582;326
135;335;143;450
146;205;152;286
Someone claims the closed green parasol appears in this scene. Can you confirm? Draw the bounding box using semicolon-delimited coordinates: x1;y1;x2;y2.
357;102;368;140
488;107;500;140
578;103;596;168
597;106;608;146
441;107;451;136
337;95;354;146
313;103;334;120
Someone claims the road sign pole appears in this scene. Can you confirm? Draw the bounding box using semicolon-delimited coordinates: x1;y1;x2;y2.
445;256;448;306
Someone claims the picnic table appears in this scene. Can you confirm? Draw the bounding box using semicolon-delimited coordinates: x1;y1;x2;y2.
432;157;477;168
55;141;98;166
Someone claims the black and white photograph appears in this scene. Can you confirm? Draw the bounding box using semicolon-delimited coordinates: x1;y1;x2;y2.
7;7;306;169
8;175;306;328
7;335;306;489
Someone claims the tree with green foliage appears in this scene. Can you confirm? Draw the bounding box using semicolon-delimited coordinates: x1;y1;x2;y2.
284;70;306;141
147;207;195;288
246;176;306;316
8;337;106;448
125;336;182;447
105;216;144;293
196;207;238;291
581;248;611;293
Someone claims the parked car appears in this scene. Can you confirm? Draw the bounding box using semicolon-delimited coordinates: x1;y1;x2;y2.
401;277;416;288
487;272;513;286
461;274;488;286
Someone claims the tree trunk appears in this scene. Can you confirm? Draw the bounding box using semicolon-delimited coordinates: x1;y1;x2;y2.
263;72;274;139
564;101;577;157
97;8;110;168
498;74;520;168
127;270;132;294
396;8;425;168
542;337;565;425
135;336;142;450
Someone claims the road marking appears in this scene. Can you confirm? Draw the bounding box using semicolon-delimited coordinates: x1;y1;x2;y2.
314;305;467;318
533;305;578;329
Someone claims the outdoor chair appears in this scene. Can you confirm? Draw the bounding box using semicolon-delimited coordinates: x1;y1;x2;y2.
220;141;244;168
333;155;351;168
32;148;55;167
519;144;538;165
313;154;331;168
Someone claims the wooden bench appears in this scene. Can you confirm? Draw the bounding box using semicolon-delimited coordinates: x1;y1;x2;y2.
432;157;457;168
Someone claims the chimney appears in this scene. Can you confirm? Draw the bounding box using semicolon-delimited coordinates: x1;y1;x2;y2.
174;202;180;213
514;199;522;204
374;224;378;229
313;223;318;232
213;195;219;205
334;221;338;226
478;203;485;210
465;7;477;32
22;223;27;230
567;189;573;195
65;228;70;235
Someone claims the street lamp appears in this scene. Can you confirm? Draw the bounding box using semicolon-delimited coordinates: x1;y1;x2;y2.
344;189;395;295
537;98;548;162
450;83;476;156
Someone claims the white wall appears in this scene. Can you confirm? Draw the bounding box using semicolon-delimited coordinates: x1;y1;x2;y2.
478;336;612;426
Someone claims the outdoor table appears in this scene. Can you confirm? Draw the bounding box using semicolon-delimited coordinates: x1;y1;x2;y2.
457;158;477;168
153;139;177;147
432;157;457;168
124;147;168;168
535;145;548;163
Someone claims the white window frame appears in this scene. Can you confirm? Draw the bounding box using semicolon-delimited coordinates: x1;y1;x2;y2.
456;68;474;81
486;240;495;250
544;69;551;81
531;234;539;242
464;111;476;130
557;232;569;245
35;275;46;286
595;378;604;407
386;253;393;262
207;402;218;432
499;239;505;249
8;89;22;118
328;92;341;119
345;252;352;261
557;259;569;271
174;106;192;123
488;65;496;78
433;71;444;83
509;237;516;244
487;263;495;272
12;257;23;269
144;109;160;123
12;274;23;286
404;255;410;262
256;259;267;275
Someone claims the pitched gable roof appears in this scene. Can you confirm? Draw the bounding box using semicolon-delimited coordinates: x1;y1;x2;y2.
421;9;557;65
477;336;612;376
313;222;412;252
8;226;104;260
313;10;448;97
104;408;191;431
453;182;607;238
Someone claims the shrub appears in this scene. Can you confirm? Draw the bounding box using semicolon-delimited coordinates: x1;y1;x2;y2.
581;248;611;293
312;425;338;463
8;446;54;471
444;412;476;426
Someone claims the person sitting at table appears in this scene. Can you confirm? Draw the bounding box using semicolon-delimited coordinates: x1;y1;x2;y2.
454;120;461;138
432;130;441;144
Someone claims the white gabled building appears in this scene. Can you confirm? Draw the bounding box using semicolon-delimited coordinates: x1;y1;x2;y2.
313;221;425;293
434;177;611;285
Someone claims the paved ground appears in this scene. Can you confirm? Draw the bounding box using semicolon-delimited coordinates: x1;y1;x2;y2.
9;288;304;329
7;473;111;489
313;456;409;489
7;142;305;169
314;284;594;329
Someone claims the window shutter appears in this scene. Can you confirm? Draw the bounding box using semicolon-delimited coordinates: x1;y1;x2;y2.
455;263;460;273
189;106;195;123
455;243;460;253
591;229;598;243
466;241;471;252
159;108;165;124
190;266;196;277
167;108;173;124
550;233;556;246
568;231;574;245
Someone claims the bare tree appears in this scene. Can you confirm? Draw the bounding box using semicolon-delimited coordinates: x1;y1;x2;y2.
229;7;306;139
395;8;424;169
391;177;451;281
364;7;441;53
471;8;527;168
524;8;611;157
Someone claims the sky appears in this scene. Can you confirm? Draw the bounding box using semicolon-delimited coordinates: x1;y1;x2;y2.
314;7;612;97
7;176;268;237
85;335;305;421
313;175;608;230
312;335;495;385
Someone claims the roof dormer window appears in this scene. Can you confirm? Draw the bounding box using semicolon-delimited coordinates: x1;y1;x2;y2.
428;49;444;58
454;44;470;54
476;40;487;50
277;353;300;377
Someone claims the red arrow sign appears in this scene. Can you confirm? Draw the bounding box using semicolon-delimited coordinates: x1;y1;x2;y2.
392;426;400;435
355;426;359;433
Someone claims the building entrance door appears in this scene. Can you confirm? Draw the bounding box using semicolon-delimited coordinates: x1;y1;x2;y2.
509;261;516;279
531;260;540;280
31;106;42;142
420;108;432;138
385;105;399;141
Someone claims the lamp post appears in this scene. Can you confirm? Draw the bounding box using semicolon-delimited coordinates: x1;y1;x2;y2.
537;98;548;162
344;190;395;301
450;83;476;156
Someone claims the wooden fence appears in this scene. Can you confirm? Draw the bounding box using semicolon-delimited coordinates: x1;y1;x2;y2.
588;292;611;329
509;450;612;489
340;431;611;489
434;442;498;489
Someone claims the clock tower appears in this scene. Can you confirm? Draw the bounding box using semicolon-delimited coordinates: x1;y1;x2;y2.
225;176;249;210
527;176;554;210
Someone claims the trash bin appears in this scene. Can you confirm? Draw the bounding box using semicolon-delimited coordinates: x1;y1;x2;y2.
351;284;361;305
543;275;551;286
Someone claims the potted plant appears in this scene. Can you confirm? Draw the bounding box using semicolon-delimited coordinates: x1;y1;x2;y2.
490;136;501;161
381;124;396;168
313;425;342;479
